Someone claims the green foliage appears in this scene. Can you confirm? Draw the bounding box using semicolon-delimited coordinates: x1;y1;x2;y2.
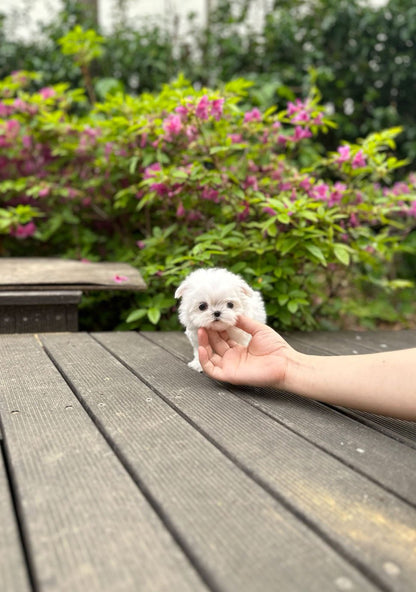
58;25;104;66
1;69;416;330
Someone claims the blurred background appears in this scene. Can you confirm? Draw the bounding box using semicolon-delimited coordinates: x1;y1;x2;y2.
2;0;416;332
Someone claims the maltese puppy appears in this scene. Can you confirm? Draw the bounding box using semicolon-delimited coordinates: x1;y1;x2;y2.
175;267;266;371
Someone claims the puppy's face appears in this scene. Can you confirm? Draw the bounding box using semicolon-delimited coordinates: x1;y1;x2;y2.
175;269;252;331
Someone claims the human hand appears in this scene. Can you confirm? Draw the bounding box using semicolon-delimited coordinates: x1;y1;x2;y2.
197;315;296;387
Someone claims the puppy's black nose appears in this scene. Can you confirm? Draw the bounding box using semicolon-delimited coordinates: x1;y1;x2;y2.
213;311;221;318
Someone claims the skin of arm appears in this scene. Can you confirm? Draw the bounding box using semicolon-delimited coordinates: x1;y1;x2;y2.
197;315;416;421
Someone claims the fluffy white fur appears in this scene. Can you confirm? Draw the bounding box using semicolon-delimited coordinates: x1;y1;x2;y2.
175;267;266;371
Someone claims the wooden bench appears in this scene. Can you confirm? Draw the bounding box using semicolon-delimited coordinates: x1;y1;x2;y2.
0;258;146;333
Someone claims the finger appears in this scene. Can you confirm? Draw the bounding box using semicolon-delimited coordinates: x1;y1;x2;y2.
198;347;225;377
206;329;232;357
197;327;210;347
236;315;267;335
198;344;210;368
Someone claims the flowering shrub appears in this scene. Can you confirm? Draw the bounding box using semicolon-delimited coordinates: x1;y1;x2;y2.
1;67;416;330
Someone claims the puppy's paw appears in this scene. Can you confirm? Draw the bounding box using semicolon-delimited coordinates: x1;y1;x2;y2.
188;358;203;372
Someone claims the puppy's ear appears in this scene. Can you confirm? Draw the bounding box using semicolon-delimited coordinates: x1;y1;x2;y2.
175;278;189;299
238;276;254;297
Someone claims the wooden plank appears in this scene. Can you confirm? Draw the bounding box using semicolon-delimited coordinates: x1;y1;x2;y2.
0;335;207;592
0;449;31;592
76;332;416;592
145;333;416;506
0;258;146;291
41;332;380;592
143;331;192;362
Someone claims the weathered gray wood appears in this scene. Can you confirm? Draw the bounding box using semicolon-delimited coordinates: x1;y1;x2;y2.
0;451;31;592
0;258;146;291
60;331;415;592
0;334;207;592
0;291;81;333
41;332;380;592
145;332;416;505
143;331;192;362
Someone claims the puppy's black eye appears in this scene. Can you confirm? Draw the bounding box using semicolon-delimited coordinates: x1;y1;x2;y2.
199;302;208;311
227;302;234;309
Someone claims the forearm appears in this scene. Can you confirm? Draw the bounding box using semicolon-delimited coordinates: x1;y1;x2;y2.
282;349;416;420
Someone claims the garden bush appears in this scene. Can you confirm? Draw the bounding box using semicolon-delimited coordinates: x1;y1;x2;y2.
1;45;416;331
2;0;416;165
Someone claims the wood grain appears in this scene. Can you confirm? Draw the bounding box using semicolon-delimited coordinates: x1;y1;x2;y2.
41;332;380;592
0;334;206;592
0;258;146;291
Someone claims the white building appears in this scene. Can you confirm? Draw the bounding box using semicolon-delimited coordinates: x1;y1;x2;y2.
2;0;216;40
0;0;390;42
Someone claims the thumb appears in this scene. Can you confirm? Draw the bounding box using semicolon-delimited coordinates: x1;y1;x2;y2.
236;315;267;336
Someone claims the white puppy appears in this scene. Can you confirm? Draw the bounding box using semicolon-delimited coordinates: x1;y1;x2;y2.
175;267;266;371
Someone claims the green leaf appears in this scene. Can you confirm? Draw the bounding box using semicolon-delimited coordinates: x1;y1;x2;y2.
277;213;291;224
333;243;351;266
305;244;327;266
147;308;161;324
126;309;147;323
287;301;299;314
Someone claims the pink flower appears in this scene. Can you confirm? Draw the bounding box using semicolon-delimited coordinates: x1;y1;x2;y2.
237;203;250;221
0;102;11;117
312;113;324;125
292;109;310;123
244;176;258;191
311;183;330;201
150;183;168;196
12;221;36;239
244;108;262;123
38;186;50;197
408;201;416;217
299;176;313;191
6;119;20;136
328;182;346;206
352;150;366;169
104;142;113;158
187;210;203;222
287;99;306;115
185;125;198;141
196;95;210;120
349;213;359;227
175;104;189;119
163;114;182;136
12;98;29;112
229;133;243;144
114;275;129;283
391;182;410;196
144;163;161;178
22;135;32;149
136;240;146;249
39;87;56;99
211;98;224;120
336;145;351;163
176;202;185;217
201;187;220;202
293;126;312;141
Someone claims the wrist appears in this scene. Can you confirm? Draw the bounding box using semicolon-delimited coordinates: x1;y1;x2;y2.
277;350;314;395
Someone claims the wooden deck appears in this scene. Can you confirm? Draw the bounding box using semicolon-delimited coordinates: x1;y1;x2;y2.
1;329;415;592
